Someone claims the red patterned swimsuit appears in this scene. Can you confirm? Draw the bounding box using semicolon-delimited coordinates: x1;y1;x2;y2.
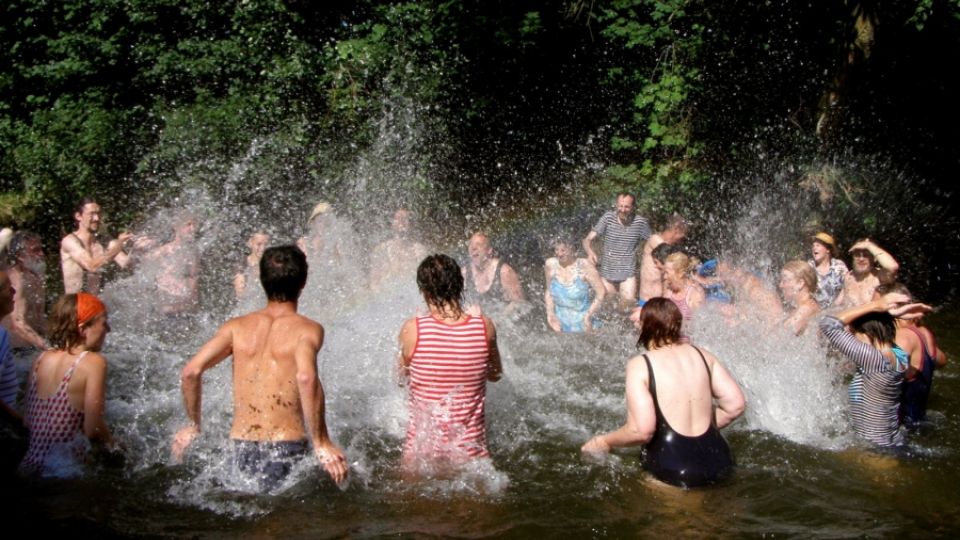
19;352;87;476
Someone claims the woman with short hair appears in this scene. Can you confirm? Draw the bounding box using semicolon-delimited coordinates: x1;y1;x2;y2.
582;298;745;487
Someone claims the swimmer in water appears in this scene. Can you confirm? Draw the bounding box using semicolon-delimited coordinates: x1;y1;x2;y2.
19;292;118;476
778;260;820;335
173;245;347;490
582;298;745;487
398;254;502;474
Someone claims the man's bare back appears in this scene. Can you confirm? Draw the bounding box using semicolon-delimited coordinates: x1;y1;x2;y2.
228;306;324;441
173;245;347;485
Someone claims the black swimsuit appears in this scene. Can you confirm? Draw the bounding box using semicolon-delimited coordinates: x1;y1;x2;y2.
642;349;734;488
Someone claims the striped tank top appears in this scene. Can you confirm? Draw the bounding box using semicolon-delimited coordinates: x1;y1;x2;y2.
405;315;491;460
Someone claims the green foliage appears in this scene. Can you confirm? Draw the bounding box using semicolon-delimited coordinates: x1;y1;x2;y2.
595;0;706;208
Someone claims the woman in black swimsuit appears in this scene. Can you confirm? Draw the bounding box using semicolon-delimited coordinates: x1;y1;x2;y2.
582;298;746;487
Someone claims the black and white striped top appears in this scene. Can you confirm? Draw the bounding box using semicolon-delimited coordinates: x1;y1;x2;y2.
819;316;906;447
591;210;651;281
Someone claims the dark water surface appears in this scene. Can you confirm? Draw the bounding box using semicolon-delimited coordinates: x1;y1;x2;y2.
4;291;960;539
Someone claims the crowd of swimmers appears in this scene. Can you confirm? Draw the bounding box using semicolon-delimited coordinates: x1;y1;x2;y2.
0;192;948;490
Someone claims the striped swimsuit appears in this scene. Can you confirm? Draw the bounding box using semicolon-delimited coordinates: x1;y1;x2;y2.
405;315;492;460
820;316;906;447
591;211;651;282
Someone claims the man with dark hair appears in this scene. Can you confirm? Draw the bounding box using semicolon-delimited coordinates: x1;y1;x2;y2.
173;245;347;490
2;231;47;349
60;197;135;294
582;193;651;311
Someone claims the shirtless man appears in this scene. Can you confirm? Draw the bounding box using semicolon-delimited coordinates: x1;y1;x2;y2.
2;232;47;349
582;193;651;311
462;232;526;316
173;245;347;490
834;238;899;308
638;214;687;301
60;198;136;294
369;208;429;292
141;214;200;315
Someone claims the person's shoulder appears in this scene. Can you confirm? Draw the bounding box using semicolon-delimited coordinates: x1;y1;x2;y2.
78;351;108;372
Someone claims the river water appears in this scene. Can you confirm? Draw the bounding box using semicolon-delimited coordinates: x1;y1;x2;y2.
5;218;959;538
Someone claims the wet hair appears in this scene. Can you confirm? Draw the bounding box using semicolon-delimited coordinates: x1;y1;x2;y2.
7;231;40;265
652;242;681;264
73;196;98;220
259;245;308;302
850;311;896;348
417;254;464;311
638;298;683;349
48;294;84;350
782;260;817;293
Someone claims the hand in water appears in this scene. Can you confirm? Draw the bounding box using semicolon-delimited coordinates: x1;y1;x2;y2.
315;442;349;486
581;434;610;454
171;425;199;463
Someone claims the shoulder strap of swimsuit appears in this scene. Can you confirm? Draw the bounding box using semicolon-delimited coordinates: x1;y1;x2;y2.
891;345;910;373
642;354;659;410
904;326;931;361
64;351;88;381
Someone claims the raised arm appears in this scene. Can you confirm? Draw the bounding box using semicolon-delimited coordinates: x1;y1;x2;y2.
851;239;899;275
294;322;347;484
61;232;131;272
582;356;656;453
172;322;235;460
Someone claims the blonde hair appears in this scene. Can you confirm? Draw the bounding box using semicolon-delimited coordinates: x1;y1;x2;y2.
664;252;695;275
783;260;817;293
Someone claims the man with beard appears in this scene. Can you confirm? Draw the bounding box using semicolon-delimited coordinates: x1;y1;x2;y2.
60;197;137;294
2;231;48;350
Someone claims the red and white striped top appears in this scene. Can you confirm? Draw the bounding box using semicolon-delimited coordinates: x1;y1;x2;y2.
404;314;492;460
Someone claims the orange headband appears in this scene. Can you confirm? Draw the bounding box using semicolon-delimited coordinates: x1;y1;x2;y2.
76;292;106;326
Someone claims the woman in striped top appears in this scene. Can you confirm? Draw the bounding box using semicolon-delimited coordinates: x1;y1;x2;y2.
818;293;929;447
398;254;502;472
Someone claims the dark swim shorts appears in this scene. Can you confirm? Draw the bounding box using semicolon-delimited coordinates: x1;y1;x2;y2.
234;439;309;492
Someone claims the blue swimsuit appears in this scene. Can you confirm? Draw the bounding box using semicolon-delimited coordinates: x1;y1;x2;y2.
549;259;596;332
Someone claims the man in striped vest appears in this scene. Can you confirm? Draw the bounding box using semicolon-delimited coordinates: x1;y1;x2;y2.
582;193;651;312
